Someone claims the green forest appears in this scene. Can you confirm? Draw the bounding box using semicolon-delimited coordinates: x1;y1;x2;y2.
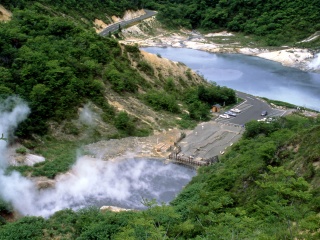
0;3;235;138
147;0;320;47
3;0;320;47
0;0;320;239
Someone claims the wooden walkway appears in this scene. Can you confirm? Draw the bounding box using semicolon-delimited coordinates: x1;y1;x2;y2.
168;146;218;167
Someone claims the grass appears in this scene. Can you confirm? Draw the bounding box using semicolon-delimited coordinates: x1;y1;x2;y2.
176;113;198;129
8;139;81;179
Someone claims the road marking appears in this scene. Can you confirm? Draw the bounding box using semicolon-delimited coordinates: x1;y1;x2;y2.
238;104;253;111
236;99;247;107
280;110;287;116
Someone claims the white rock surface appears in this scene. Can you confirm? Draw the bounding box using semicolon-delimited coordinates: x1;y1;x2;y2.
100;205;132;212
257;48;313;67
25;154;45;166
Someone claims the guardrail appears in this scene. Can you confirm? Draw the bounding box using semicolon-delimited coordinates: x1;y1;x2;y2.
99;9;157;36
168;145;219;167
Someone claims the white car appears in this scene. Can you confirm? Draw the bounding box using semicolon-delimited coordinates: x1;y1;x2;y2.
225;111;237;117
230;108;241;113
220;114;230;119
257;118;266;122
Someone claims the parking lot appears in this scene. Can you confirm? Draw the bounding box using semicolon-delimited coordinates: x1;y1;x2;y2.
178;92;289;160
178;121;244;160
215;92;288;126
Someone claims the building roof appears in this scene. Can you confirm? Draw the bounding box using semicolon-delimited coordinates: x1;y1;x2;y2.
212;104;222;108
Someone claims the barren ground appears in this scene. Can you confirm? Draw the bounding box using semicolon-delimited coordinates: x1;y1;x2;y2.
0;5;11;21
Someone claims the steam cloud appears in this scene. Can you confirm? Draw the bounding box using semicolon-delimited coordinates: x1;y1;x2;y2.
0;97;30;168
79;104;99;126
0;98;195;218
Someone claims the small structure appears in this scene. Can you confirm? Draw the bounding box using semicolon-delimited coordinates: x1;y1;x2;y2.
168;146;218;167
212;104;222;113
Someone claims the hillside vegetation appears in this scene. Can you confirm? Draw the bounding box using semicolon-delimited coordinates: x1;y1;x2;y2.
0;1;320;239
0;2;237;181
145;0;320;47
1;0;143;26
1;113;320;239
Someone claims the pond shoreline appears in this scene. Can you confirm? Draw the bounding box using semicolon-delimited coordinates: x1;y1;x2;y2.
121;29;319;73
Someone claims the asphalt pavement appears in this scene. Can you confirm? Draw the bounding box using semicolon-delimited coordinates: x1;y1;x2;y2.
178;92;288;160
215;91;288;125
99;9;157;37
178;121;244;160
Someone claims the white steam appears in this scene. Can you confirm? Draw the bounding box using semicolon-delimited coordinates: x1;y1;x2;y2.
0;98;195;218
0;97;30;168
1;155;194;218
79;104;99;126
309;53;320;70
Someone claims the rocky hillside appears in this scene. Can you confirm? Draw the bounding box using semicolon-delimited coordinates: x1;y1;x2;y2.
0;5;11;21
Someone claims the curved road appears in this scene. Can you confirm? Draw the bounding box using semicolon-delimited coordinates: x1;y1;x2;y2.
99;9;157;37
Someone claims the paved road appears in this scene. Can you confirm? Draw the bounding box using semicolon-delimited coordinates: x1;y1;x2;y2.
178;92;289;160
99;9;157;37
215;91;288;125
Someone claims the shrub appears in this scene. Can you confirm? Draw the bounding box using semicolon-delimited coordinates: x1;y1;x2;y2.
137;61;154;75
144;91;180;113
16;147;27;155
114;111;135;135
124;44;140;53
105;69;138;93
188;100;210;121
0;198;13;215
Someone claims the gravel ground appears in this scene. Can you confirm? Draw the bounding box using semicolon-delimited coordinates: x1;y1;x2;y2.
84;121;244;162
84;128;186;160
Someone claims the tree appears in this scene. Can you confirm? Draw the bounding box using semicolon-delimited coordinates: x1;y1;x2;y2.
188;100;210;120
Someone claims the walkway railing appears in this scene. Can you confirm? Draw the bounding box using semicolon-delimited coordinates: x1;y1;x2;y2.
168;146;219;167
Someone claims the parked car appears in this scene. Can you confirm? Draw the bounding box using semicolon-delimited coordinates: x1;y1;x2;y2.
261;110;268;116
225;111;237;117
220;114;230;119
230;108;241;113
257;118;266;122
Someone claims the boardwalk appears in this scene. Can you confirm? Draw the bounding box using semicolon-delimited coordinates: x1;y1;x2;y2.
169;153;219;167
168;146;219;167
